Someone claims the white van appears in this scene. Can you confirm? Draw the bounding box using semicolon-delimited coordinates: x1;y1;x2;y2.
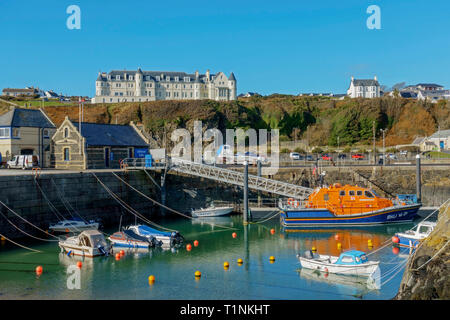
7;155;39;169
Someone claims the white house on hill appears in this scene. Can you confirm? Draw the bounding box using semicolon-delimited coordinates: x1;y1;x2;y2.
347;76;381;98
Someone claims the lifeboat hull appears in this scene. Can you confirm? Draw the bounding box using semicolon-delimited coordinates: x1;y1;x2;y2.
281;204;420;227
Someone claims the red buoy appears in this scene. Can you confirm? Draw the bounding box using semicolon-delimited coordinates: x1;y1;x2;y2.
76;261;83;268
120;250;125;256
193;240;199;247
232;232;237;239
115;253;121;260
334;234;340;241
392;236;400;244
392;247;400;255
270;229;275;235
186;244;192;251
35;266;43;275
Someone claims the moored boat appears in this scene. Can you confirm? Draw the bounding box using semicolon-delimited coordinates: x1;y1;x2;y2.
108;229;159;248
49;218;100;233
280;184;421;227
58;230;110;257
394;220;437;248
126;224;183;246
191;205;233;218
297;249;380;277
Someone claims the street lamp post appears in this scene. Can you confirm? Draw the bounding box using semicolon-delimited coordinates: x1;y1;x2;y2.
380;129;386;166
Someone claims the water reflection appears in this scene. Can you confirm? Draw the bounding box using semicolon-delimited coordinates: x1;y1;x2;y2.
281;224;414;256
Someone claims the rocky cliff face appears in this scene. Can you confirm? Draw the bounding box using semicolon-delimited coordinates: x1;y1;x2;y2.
395;203;450;299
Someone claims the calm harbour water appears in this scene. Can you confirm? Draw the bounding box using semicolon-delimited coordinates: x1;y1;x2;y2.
0;214;418;300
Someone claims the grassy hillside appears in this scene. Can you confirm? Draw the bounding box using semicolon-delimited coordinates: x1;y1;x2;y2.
1;95;449;148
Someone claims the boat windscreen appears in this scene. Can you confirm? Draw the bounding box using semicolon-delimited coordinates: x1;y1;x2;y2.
371;190;380;197
124;229;149;242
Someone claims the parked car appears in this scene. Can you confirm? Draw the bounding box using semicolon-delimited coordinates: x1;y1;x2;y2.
306;155;315;161
400;150;408;156
388;153;397;160
321;154;332;161
352;154;365;160
338;154;347;159
6;155;39;169
290;152;301;160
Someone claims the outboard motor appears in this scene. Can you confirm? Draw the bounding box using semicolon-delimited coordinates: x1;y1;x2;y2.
98;245;108;256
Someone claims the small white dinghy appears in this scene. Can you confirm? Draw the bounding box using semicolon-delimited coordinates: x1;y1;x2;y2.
59;230;110;258
49;218;99;233
191;205;233;218
394;221;437;248
297;250;380;277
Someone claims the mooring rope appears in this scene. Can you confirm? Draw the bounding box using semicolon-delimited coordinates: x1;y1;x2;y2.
111;172;238;231
50;178;88;223
92;172;178;232
0;211;59;242
247;210;280;225
0;232;41;253
0;200;59;239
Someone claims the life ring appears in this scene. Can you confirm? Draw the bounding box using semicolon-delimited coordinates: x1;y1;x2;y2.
287;198;294;205
293;200;299;208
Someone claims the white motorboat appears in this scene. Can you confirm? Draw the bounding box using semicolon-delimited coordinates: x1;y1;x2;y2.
59;230;110;257
126;224;183;246
191;205;233;218
297;250;380;277
394;220;437;248
49;218;99;233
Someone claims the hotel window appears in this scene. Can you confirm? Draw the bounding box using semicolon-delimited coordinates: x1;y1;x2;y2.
175;77;179;81
166;76;170;81
0;128;10;138
63;148;70;161
116;75;120;80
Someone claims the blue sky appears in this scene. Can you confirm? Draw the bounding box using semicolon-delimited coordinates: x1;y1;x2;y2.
0;0;449;97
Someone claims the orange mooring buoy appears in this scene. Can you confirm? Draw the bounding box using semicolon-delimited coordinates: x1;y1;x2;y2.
35;266;43;275
193;240;199;247
270;228;275;235
115;253;121;260
232;232;237;239
76;261;83;268
186;244;192;251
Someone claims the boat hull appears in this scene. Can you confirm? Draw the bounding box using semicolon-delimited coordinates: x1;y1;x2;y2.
395;234;421;248
59;243;107;257
281;204;420;227
191;207;233;218
50;223;99;233
298;256;379;277
108;238;150;249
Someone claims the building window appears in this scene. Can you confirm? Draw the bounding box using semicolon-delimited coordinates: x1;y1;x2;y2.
43;129;49;138
12;128;20;138
116;75;120;80
63;148;70;161
0;127;10;138
64;127;69;138
128;147;134;158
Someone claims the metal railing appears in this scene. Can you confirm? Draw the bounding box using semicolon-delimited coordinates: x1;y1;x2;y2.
121;157;313;200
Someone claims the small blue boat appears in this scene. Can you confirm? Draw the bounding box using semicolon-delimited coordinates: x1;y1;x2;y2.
108;229;159;248
394;221;436;248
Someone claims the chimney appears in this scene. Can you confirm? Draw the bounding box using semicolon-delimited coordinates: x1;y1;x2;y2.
206;69;210;81
351;76;354;82
195;70;199;79
374;75;378;81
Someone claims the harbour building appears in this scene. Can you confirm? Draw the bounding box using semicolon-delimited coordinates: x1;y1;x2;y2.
92;69;237;103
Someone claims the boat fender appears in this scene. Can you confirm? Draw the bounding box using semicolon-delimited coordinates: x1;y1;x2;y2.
287;198;294;205
67;250;72;257
293;201;299;208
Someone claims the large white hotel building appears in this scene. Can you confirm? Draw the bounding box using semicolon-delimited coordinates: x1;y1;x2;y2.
92;68;237;103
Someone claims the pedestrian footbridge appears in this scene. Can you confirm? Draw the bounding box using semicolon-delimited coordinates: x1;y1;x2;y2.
121;157;313;200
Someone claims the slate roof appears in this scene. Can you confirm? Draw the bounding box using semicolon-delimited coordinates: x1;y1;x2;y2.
429;129;450;139
352;79;380;86
229;72;236;81
416;83;443;88
71;122;148;147
0;108;55;128
98;70;225;83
